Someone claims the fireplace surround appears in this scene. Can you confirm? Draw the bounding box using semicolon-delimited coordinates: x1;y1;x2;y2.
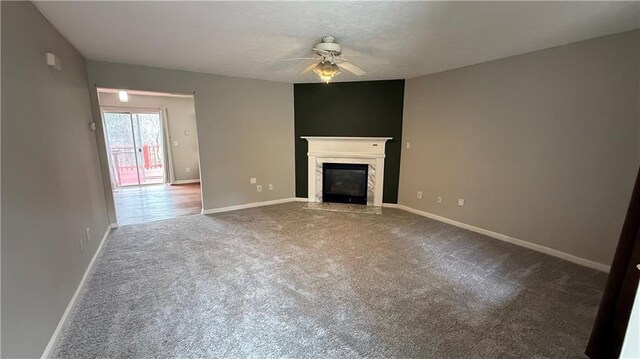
302;136;392;207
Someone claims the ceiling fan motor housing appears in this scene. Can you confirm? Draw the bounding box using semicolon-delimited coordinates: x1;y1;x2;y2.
314;36;342;56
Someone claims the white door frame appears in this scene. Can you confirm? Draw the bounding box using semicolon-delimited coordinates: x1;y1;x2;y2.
162;107;176;184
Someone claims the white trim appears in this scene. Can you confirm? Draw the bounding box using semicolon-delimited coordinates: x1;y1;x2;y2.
307;151;386;159
110;223;119;229
301;136;393;141
382;203;610;273
97;87;194;99
202;197;300;214
163;107;176;184
171;179;200;185
41;225;113;359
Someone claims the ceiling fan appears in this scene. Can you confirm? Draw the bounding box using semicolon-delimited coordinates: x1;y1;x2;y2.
283;36;367;83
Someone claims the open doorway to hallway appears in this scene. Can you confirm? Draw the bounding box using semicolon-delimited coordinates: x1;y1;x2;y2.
98;88;202;225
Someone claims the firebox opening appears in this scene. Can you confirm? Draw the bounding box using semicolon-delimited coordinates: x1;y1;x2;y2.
322;163;368;205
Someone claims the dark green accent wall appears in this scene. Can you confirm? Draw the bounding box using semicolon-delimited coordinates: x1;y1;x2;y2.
294;80;404;203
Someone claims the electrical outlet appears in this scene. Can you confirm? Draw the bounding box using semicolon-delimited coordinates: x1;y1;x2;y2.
85;227;91;242
257;185;262;192
185;167;191;173
184;130;190;136
458;198;465;207
417;191;423;199
406;142;411;149
437;196;443;204
250;178;257;184
174;141;179;146
268;184;273;191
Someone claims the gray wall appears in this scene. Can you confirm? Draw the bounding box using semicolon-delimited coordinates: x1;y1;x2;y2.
98;92;201;183
86;61;295;222
1;2;110;358
399;30;640;266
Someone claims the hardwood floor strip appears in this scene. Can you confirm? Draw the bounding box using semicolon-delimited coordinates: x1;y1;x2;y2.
114;183;202;225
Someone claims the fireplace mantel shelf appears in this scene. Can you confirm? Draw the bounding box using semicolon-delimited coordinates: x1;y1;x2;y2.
301;136;392;141
307;151;386;159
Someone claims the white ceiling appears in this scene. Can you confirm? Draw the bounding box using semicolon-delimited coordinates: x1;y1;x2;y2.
34;1;639;83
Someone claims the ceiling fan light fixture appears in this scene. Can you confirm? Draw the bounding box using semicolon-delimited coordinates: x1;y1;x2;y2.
312;62;324;76
328;63;341;76
320;75;333;84
313;62;341;83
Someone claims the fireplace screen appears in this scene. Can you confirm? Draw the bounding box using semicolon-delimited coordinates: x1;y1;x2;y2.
322;163;368;205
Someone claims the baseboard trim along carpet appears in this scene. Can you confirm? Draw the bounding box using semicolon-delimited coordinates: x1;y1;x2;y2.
40;225;113;359
201;198;304;214
383;203;610;273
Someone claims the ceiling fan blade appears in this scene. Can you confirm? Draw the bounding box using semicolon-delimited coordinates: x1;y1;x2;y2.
338;61;366;76
341;54;389;66
301;62;318;74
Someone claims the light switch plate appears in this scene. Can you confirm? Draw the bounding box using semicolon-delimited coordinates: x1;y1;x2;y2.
250;178;257;184
458;198;465;207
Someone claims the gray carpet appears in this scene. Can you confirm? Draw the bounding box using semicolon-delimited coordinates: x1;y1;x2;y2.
54;202;607;358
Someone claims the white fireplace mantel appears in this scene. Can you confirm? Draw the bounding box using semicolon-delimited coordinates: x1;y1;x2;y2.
302;136;392;206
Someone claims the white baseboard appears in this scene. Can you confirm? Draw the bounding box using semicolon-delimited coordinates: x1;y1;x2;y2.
383;203;610;273
202;197;300;214
171;179;200;185
40;224;113;359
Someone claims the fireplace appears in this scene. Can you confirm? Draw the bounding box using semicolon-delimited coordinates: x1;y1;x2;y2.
302;136;392;207
322;163;368;205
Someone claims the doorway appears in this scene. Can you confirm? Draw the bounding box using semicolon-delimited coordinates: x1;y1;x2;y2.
97;88;202;226
103;110;166;186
